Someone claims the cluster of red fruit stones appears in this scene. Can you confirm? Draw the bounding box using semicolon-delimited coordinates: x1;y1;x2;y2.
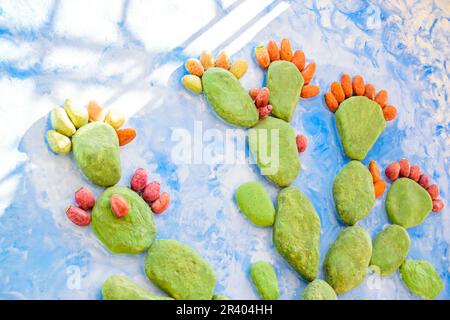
385;158;444;212
248;87;273;119
66;187;96;226
65;168;171;227
130;168;170;214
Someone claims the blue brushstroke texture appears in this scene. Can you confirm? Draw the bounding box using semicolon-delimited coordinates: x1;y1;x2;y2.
0;0;448;299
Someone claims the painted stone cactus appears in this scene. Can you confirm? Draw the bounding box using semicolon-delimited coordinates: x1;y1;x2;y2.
324;75;397;160
72;122;122;187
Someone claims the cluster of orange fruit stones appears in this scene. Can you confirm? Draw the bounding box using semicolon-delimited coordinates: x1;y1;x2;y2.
254;38;320;99
324;74;398;122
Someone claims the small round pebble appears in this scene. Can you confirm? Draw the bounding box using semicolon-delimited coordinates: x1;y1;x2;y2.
66;205;91;226
432;199;444;212
399;158;410;177
75;187;95;211
249;88;260;101
151;192;170;214
130;168;148;192
258;104;272;119
142;181;161;203
383;105;397;121
385;162;400;181
110;194;129;219
409;165;421;182
255;87;270;109
426;184;439;200
296;135;308;153
418;174;431;189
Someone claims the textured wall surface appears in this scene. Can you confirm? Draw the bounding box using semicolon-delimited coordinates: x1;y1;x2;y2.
0;0;448;299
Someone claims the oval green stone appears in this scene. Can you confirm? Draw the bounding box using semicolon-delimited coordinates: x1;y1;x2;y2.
324;226;372;294
333;161;375;225
302;279;337;300
386;178;433;228
370;225;410;275
102;275;173;300
266;61;303;122
235;181;275;227
335;96;386;160
400;260;443;300
72;122;121;187
273;187;321;281
92;186;157;254
145;239;216;300
202;67;258;128
250;261;279;300
248;116;300;187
